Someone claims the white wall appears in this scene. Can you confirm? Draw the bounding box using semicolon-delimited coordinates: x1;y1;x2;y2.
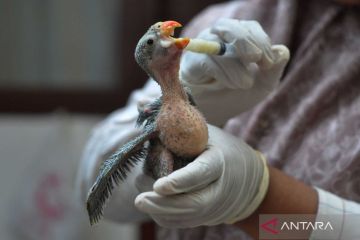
0;113;138;240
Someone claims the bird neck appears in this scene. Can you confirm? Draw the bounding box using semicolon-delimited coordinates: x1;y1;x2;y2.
152;60;187;103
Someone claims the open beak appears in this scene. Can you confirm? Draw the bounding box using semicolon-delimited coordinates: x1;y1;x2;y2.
160;20;182;37
159;20;189;49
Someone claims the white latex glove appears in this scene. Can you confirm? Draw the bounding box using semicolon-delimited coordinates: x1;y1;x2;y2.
134;125;269;228
75;80;160;223
180;18;290;126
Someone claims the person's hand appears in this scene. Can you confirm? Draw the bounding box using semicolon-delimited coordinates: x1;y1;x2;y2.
134;125;269;228
180;18;290;126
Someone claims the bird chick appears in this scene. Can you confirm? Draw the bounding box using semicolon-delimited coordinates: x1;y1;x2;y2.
135;21;208;175
86;21;208;225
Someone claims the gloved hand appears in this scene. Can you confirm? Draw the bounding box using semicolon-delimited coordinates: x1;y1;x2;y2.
180;18;290;126
134;125;269;228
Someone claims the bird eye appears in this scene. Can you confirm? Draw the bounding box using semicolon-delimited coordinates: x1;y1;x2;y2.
147;39;154;45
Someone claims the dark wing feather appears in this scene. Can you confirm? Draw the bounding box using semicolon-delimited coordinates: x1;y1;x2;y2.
86;126;156;225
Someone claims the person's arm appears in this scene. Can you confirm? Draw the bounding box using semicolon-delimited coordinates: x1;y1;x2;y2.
237;166;318;238
240;176;360;240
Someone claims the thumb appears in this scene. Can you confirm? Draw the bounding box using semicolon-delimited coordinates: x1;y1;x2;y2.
180;52;211;85
153;147;223;196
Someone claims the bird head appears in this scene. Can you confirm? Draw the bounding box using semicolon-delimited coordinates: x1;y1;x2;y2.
135;21;189;79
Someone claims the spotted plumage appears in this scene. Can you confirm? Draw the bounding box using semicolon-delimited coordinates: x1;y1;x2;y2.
86;21;208;225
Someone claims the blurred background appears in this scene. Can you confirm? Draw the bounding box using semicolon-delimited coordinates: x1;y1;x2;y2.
0;0;222;239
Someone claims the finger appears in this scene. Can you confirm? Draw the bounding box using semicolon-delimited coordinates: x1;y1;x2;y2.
182;53;254;90
135;191;199;215
256;45;290;90
242;21;274;65
212;19;274;66
271;45;290;66
237;21;274;68
212;21;263;63
211;18;242;41
150;214;204;228
180;28;222;86
180;52;213;85
153;148;223;195
196;28;222;42
210;56;254;89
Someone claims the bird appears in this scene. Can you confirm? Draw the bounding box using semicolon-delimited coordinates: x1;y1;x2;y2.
86;20;208;225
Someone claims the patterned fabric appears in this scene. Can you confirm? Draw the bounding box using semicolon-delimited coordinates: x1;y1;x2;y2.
159;0;360;239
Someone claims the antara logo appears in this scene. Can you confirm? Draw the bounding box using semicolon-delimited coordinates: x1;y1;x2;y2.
260;217;334;235
260;218;279;234
280;221;334;231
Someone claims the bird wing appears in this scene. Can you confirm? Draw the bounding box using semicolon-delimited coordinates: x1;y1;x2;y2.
136;97;162;128
86;125;156;225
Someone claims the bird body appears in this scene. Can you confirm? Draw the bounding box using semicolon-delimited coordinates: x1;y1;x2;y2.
151;56;207;158
157;100;208;157
86;20;208;224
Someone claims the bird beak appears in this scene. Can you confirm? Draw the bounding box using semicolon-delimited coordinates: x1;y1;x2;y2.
159;20;190;49
160;20;182;37
174;38;190;49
